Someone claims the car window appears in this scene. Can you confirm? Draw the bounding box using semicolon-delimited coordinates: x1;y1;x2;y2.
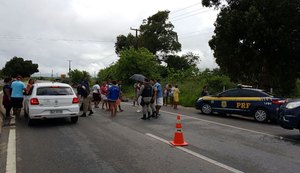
37;87;73;96
239;89;270;97
219;89;240;97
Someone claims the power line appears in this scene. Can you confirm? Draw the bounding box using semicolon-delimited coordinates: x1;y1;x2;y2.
0;35;115;43
170;8;207;19
171;9;211;22
170;2;202;14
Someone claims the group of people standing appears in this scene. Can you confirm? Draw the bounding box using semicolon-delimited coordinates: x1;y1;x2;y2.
134;79;178;120
77;79;123;118
163;84;180;109
2;75;34;121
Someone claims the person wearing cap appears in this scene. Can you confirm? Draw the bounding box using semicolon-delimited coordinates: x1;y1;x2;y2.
11;75;26;119
80;79;93;117
138;78;154;120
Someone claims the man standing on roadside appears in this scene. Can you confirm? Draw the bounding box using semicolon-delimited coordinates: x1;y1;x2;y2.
153;79;163;118
139;79;153;120
11;75;26;119
80;79;93;117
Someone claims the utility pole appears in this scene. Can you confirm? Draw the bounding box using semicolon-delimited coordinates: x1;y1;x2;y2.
130;27;140;49
67;60;72;74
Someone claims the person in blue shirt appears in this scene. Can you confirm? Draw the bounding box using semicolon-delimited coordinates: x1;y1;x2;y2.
11;75;26;119
107;80;120;117
153;79;163;118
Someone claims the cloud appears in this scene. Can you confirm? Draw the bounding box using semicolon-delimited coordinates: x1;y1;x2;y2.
0;0;218;76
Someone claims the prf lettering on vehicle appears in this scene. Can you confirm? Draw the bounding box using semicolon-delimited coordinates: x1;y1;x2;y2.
236;102;251;109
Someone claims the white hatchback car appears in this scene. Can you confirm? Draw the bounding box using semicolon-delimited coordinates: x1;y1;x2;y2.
24;82;80;125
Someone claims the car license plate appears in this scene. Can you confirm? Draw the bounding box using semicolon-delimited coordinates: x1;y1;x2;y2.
50;110;63;114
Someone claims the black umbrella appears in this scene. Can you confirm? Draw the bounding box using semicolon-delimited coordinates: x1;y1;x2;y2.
130;74;146;82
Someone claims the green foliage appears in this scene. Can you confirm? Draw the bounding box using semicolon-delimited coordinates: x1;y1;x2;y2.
98;48;160;84
164;52;199;71
293;79;300;98
203;0;300;96
98;65;118;82
2;57;39;77
115;34;136;55
68;69;91;84
140;10;181;55
166;69;235;107
114;10;181;58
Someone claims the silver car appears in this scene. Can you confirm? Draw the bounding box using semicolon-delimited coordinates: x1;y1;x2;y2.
24;82;80;126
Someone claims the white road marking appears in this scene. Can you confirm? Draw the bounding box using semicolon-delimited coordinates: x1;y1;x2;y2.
123;102;296;142
160;110;278;138
146;133;244;173
6;128;16;173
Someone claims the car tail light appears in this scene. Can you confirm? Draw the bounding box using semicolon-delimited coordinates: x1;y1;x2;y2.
51;86;60;88
72;97;79;104
272;99;286;105
30;98;39;105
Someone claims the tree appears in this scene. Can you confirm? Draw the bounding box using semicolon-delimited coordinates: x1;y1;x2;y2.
164;52;200;71
140;10;181;55
68;69;91;84
98;48;160;84
115;47;160;83
98;65;118;82
114;11;181;59
115;33;136;55
2;57;39;77
203;0;300;95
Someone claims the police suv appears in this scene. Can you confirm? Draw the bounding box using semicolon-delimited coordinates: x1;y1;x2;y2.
195;86;286;122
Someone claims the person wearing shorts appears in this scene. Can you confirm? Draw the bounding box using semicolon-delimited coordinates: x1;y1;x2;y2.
152;79;163;118
11;75;26;119
107;81;120;117
101;82;108;110
92;82;101;108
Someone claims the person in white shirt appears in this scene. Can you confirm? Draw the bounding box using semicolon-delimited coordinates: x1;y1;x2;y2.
92;81;101;108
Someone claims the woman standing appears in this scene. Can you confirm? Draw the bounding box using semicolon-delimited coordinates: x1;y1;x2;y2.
173;85;180;109
2;77;13;119
100;82;108;110
26;78;35;95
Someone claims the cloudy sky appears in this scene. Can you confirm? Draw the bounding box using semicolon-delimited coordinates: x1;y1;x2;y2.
0;0;219;77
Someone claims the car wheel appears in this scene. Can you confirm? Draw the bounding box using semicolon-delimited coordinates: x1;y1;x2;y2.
24;107;28;118
201;103;212;115
70;116;78;124
254;108;268;122
27;116;34;126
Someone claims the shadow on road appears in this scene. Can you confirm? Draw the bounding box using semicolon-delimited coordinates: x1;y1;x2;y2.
18;117;76;128
196;112;278;125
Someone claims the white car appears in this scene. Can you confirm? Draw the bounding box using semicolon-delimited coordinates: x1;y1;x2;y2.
24;82;80;125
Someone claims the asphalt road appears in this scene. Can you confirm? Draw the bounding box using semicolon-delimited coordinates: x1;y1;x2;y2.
1;102;300;173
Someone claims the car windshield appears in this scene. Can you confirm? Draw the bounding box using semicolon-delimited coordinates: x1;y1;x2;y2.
36;86;73;96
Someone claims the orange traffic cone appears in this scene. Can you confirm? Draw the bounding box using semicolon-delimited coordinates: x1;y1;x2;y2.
170;115;188;146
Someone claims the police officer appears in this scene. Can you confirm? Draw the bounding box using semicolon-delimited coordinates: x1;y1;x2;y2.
139;79;153;120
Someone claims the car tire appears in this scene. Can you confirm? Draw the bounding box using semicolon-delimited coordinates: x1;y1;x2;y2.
254;108;268;122
24;108;29;118
27;116;34;126
201;103;212;115
70;116;79;124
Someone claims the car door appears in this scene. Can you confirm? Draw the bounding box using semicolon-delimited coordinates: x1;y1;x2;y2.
213;89;240;114
234;89;255;115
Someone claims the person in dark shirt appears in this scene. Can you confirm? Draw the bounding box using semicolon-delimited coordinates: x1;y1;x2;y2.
2;77;13;119
201;85;209;96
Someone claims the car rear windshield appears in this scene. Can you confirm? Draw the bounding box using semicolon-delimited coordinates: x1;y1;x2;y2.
37;87;73;96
